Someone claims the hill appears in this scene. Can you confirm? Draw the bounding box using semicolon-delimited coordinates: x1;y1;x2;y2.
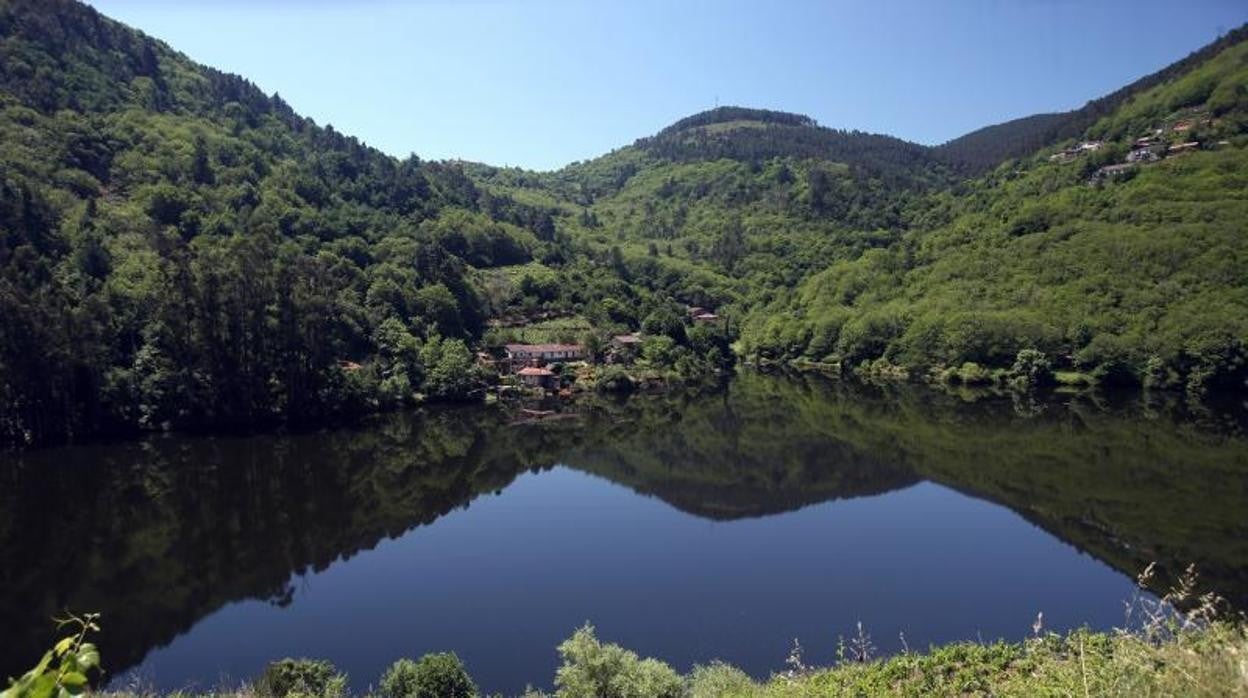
0;0;637;446
739;32;1248;393
463;107;961;334
472;25;1248;397
1;0;1246;447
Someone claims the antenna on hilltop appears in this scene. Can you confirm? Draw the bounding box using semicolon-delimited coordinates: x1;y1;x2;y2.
715;95;719;108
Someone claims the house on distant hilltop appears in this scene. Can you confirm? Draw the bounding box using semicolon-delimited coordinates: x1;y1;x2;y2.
1049;141;1102;163
1091;163;1136;182
687;306;721;324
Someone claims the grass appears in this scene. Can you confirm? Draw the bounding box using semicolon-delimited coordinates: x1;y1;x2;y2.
1054;370;1097;387
502;316;594;344
707;623;1247;697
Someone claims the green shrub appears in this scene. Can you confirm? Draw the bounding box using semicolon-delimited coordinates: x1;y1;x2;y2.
687;661;756;697
1008;348;1054;387
554;625;683;698
255;658;346;698
943;362;997;385
594;365;635;393
378;653;476;698
1;613;101;698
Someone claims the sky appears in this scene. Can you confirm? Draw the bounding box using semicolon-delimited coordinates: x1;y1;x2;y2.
87;0;1248;171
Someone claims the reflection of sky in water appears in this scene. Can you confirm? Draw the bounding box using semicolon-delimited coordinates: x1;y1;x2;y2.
120;467;1136;696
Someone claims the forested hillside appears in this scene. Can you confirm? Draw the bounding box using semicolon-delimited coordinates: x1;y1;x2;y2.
1;0;1245;447
482;26;1248;397
739;35;1248;393
0;0;652;446
466;107;958;325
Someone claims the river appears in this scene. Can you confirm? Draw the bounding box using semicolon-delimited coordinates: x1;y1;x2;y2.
2;372;1245;695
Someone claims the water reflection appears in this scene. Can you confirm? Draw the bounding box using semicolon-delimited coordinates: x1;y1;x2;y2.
1;373;1245;690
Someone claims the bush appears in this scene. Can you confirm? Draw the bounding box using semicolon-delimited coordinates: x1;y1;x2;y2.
256;658;346;698
554;625;683;698
942;362;997;385
378;653;477;698
687;662;756;697
1008;348;1054;388
594;365;635;393
2;613;102;698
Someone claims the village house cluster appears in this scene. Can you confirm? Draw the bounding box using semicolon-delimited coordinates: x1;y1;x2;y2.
499;333;646;390
503;343;585;389
492;305;721;393
1052;108;1227;183
1047;140;1104;163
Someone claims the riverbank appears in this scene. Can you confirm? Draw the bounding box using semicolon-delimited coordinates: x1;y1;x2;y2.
700;622;1247;697
50;621;1245;697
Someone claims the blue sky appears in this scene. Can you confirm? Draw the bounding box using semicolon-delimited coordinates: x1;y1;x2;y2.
88;0;1247;171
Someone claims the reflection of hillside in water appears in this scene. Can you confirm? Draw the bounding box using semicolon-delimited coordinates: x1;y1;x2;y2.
2;373;1245;681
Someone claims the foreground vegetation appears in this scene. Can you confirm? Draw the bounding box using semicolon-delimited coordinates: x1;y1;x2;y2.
8;584;1247;698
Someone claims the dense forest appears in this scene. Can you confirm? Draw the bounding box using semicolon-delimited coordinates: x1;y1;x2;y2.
735;37;1248;393
1;0;1246;447
0;0;723;446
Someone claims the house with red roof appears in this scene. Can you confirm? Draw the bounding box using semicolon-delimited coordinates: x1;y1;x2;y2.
504;343;586;371
516;366;558;390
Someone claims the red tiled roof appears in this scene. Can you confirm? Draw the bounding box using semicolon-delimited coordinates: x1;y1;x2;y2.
517;367;555;376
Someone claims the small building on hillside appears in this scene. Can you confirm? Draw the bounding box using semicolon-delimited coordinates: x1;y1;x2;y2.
1167;141;1200;155
1126;147;1159;163
1091;163;1136;182
608;333;643;363
517;366;558;390
611;333;643;349
687;306;721;324
505;343;585;369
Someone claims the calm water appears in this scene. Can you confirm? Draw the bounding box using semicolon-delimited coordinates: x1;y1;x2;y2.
2;373;1246;695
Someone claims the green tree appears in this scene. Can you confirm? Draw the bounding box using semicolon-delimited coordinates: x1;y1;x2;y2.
422;336;479;401
379;653;477;698
554;625;683;698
